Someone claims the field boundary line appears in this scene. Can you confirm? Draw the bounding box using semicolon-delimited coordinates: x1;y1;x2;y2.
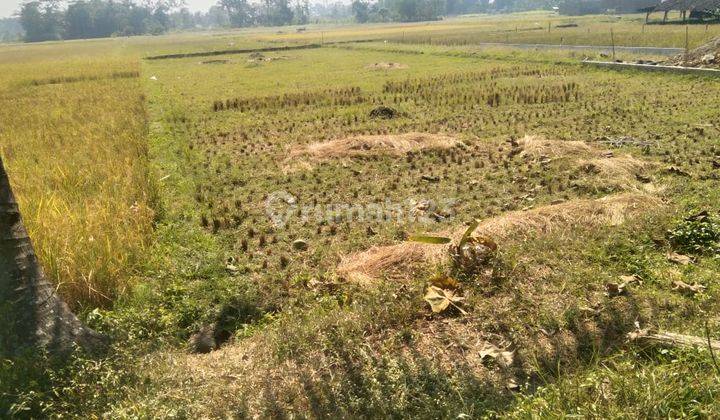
145;43;322;60
582;60;720;77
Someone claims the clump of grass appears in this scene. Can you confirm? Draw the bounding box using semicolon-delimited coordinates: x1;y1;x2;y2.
505;349;720;418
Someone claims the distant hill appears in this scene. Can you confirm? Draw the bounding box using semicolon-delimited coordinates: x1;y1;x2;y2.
0;18;22;42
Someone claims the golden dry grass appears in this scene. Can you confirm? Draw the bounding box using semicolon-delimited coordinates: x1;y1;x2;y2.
337;193;660;283
580;155;649;175
517;135;655;190
578;155;654;188
517;134;595;159
337;240;450;284
0;55;154;308
285;132;460;170
473;193;660;239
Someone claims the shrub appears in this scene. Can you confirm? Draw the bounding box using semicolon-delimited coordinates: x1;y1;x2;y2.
668;211;720;255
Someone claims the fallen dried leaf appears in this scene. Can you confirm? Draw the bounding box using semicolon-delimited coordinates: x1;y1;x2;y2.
667;252;692;265
619;274;643;285
430;274;460;290
479;342;514;368
424;286;467;314
671;280;706;295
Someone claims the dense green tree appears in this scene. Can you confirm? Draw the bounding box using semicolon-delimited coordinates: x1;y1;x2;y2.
65;1;92;39
20;0;62;42
293;0;310;24
151;4;171;33
220;0;253;27
173;7;195;29
206;5;230;26
265;0;293;26
0;18;23;42
125;4;153;35
352;0;370;22
311;1;352;21
396;0;418;21
19;0;182;42
369;3;391;21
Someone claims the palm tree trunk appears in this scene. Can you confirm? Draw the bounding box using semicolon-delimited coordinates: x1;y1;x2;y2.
0;155;106;356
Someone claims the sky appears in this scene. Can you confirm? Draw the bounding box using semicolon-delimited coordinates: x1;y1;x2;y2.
0;0;219;19
1;1;21;18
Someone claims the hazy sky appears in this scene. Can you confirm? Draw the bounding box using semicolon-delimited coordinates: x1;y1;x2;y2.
1;1;21;18
0;0;220;19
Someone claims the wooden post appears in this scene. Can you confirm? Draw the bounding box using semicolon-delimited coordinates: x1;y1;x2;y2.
610;27;616;61
663;10;668;22
685;24;689;66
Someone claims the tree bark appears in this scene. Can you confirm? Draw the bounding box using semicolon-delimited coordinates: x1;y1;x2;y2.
0;155;106;356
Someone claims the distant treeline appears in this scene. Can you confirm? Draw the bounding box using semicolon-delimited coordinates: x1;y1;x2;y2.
16;0;558;43
17;0;314;42
557;0;657;15
0;17;22;41
19;0;191;42
14;0;659;43
350;0;477;23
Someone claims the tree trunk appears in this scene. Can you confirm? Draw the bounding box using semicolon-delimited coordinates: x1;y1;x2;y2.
0;155;106;356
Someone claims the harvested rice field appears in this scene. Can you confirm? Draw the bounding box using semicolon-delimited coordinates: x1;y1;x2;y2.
3;12;720;418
